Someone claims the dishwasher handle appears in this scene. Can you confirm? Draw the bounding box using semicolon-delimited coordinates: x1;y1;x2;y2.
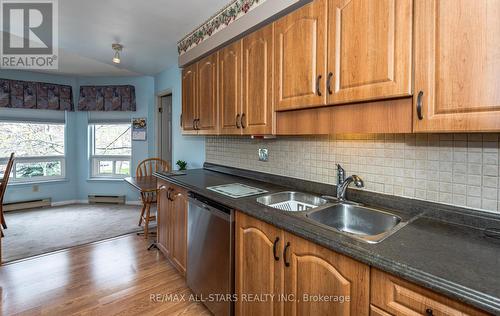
188;196;232;221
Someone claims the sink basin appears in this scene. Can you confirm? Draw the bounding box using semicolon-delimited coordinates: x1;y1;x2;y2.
257;191;328;212
306;203;406;243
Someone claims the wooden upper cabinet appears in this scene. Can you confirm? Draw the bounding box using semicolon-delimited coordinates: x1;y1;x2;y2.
242;24;275;135
283;232;370;316
219;41;242;135
414;0;500;132
274;0;327;111
197;53;218;134
236;212;284;316
327;0;412;104
181;63;197;133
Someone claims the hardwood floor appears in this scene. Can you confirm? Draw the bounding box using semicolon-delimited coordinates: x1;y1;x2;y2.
0;234;210;316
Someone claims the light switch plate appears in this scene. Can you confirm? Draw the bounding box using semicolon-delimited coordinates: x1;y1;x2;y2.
258;148;268;162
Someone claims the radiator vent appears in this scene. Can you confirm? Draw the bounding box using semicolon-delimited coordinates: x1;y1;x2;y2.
3;198;52;212
88;195;125;204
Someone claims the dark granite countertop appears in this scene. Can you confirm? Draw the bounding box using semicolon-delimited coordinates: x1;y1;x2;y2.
154;165;500;314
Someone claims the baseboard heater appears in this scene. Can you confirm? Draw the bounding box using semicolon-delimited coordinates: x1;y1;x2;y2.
88;195;125;204
3;198;52;212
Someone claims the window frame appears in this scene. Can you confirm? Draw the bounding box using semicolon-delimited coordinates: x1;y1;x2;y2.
0;120;66;183
89;123;132;179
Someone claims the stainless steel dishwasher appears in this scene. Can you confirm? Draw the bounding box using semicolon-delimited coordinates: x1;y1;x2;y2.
187;193;234;316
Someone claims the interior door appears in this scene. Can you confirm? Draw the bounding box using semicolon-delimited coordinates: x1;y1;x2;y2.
219;41;242;135
235;212;284;316
274;0;327;111
413;0;500;132
283;232;370;316
242;24;274;135
181;63;198;134
327;0;412;104
159;94;172;164
197;53;219;134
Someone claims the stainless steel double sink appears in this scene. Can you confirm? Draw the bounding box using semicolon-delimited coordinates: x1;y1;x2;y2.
256;191;409;244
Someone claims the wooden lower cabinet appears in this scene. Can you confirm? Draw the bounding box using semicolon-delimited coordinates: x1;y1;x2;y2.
370;269;490;316
235;211;284;316
236;212;491;316
157;180;188;275
236;211;370;316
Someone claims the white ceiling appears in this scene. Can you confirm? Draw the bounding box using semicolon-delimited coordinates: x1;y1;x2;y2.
14;0;230;76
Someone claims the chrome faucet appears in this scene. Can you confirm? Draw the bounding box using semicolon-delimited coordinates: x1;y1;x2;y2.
336;164;364;202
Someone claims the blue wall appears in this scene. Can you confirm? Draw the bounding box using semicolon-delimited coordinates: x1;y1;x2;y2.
154;66;205;169
0;70;155;203
0;66;206;204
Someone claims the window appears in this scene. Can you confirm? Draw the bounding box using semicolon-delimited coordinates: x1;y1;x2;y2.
0;121;65;182
90;123;131;178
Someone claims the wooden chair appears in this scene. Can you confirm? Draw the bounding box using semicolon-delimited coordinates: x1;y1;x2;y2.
136;158;170;238
0;153;15;238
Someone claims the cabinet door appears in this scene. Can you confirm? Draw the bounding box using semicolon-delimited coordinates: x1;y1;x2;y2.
170;187;188;275
219;41;242;135
283;232;370;316
156;182;172;256
235;212;284;316
327;0;412;104
197;53;219;134
414;0;500;132
274;0;327;111
242;24;274;135
371;269;490;316
181;63;198;134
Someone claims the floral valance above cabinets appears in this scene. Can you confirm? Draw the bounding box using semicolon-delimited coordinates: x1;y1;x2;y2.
77;85;136;111
0;78;74;111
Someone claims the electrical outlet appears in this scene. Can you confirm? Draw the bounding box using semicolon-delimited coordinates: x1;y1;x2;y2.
32;185;39;192
258;148;269;162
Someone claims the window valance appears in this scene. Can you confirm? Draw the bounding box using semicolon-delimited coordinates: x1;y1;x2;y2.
0;78;74;111
77;85;136;111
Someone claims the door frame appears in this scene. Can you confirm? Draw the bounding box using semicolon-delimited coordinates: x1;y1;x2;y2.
155;89;173;164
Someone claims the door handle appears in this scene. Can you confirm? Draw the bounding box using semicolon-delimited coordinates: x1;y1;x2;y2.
283;241;290;267
241;113;246;128
236;114;241;128
416;91;424;120
273;237;280;261
316;74;322;96
327;72;333;95
425;308;434;316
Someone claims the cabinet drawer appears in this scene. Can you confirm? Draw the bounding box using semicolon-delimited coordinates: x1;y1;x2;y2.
371;269;490;316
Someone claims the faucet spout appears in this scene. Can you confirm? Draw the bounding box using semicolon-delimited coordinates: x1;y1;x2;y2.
336;167;364;202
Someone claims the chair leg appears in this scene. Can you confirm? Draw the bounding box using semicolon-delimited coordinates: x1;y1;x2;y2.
144;203;151;239
138;203;146;226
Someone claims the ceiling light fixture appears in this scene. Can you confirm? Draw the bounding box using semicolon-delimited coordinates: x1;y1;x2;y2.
112;43;123;64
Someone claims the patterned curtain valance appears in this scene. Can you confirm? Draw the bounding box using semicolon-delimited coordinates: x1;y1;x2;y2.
0;78;73;111
78;85;136;111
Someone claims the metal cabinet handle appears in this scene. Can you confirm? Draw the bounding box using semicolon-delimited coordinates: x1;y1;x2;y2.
192;119;196;130
241;113;246;128
283;241;290;267
425;308;433;316
236;114;241;128
195;118;200;130
327;72;333;95
316;75;322;96
167;188;174;201
416;91;424;120
273;237;280;261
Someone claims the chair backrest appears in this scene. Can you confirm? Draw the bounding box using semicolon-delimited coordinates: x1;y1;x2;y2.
136;158;170;177
0;153;15;201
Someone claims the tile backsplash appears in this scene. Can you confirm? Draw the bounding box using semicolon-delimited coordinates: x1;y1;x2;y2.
206;134;500;214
